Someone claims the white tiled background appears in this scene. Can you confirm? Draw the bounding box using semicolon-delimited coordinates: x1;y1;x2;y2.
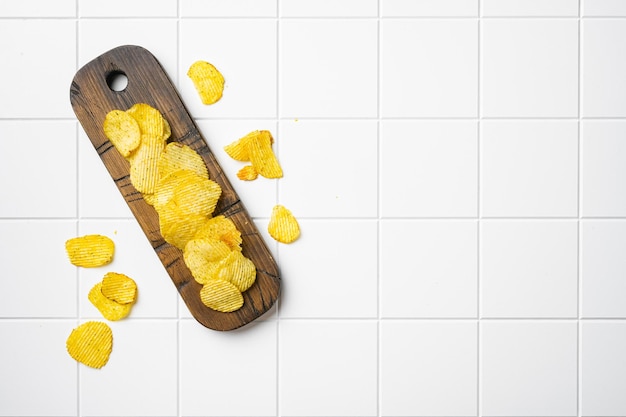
1;0;626;416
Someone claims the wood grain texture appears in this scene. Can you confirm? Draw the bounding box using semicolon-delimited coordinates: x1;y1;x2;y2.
70;45;280;331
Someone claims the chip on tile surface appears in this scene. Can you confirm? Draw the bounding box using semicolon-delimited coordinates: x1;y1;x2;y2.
103;109;141;157
237;165;258;181
65;234;115;267
224;130;282;179
187;60;225;105
199;279;244;312
88;282;133;321
268;204;300;244
101;272;137;305
66;321;113;369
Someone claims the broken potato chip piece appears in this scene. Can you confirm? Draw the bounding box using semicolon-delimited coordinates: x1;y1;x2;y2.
101;272;137;305
224;130;282;179
65;234;115;267
268;205;300;244
237;165;258;181
88;282;133;321
187;60;225;105
200;279;244;313
103;109;141;157
66;321;113;369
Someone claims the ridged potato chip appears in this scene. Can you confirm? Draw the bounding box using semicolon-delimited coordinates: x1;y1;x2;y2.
103;109;141;157
66;321;113;369
88;282;133;321
183;238;232;284
126;103;166;138
199;279;244;312
101;272;137;305
65;234;115;267
224;130;282;179
237;165;258;181
152;169;199;211
217;250;256;292
193;215;242;251
187;60;225;105
169;174;222;218
158;142;208;180
223;130;273;162
128;134;166;194
268;204;300;243
160;212;210;250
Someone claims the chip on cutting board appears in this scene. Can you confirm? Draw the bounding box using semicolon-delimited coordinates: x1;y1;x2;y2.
200;279;244;313
125;103;167;139
65;234;115;267
268;205;300;244
103;109;141;157
66;321;113;369
101;272;137;305
217;250;256;292
187;60;225;105
158;142;208;180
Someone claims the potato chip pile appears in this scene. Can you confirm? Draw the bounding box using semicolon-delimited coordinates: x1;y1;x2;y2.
103;103;257;313
88;272;138;321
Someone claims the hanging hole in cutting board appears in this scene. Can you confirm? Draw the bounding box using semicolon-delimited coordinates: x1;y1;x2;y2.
106;70;128;92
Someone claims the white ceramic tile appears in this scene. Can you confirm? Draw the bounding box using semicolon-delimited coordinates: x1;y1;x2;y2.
481;220;578;318
581;221;626;318
80;320;177;416
0;320;78;416
279;320;377;416
180;320;277;416
583;0;626;15
481;121;578;217
582;121;626;217
79;19;178;83
581;321;626;416
381;19;478;117
481;321;578;416
181;0;276;16
381;121;478;217
381;321;477;416
482;0;578;16
482;19;578;117
0;121;77;218
381;0;478;16
77;219;178;319
0;20;75;118
280;0;377;17
79;0;176;17
279;220;377;318
0;221;77;317
278;120;377;218
280;19;377;118
380;220;477;318
179;19;276;118
0;0;75;16
582;19;626;117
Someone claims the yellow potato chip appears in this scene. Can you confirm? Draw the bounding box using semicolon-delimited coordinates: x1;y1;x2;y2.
126;103;165;138
237;165;258;181
248;131;282;179
66;321;113;369
169;174;222;218
158;142;208;180
152;169;200;211
103;109;141;157
200;279;244;312
101;272;137;305
216;250;256;292
88;282;133;321
65;234;115;268
187;60;225;105
183;238;232;284
129;134;166;194
223;130;273;162
160;212;210;250
193;215;242;251
268;204;300;243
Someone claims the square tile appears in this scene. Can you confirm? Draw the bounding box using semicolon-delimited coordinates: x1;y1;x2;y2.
380;220;477;318
481;121;578;217
80;320;178;416
0;0;75;16
381;0;478;16
582;121;626;217
181;0;276;16
0;221;77;317
482;19;578;117
280;19;377;118
180;320;277;416
481;220;578;318
79;19;178;83
0;320;78;416
278;120;378;218
280;0;377;17
581;221;626;318
279;220;377;318
381;320;477;416
77;219;179;319
0;20;76;118
79;0;176;16
0;121;77;218
583;0;626;16
481;321;578;416
583;19;626;117
482;0;578;16
179;19;277;118
279;320;377;416
381;19;478;117
381;121;478;218
581;321;626;416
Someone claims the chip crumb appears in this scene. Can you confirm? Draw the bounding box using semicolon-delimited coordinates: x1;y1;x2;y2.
236;165;259;181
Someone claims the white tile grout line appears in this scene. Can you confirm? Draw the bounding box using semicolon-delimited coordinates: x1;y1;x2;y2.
577;1;583;416
275;2;282;416
376;0;382;416
477;0;483;415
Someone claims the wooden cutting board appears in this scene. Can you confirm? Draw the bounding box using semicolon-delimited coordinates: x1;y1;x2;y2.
70;45;280;331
